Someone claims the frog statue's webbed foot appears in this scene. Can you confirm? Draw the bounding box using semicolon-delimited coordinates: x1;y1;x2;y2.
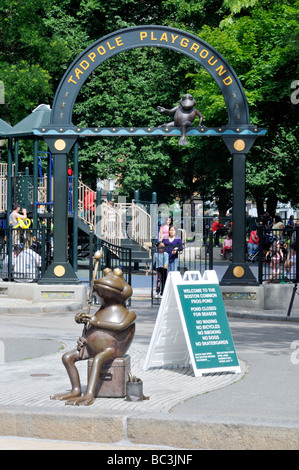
179;136;188;145
50;388;81;401
65;392;95;407
64;348;116;406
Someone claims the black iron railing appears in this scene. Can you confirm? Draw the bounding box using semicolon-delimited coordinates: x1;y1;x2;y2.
255;225;298;284
88;231;132;285
1;220;296;291
0;224;51;282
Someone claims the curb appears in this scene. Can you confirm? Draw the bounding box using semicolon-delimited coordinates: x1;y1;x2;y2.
1;407;298;450
226;310;299;323
0;301;84;315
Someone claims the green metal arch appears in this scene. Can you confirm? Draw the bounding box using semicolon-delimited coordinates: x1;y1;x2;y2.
51;25;250;127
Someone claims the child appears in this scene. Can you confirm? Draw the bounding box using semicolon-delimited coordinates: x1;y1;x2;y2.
247;228;259;256
222;233;232;257
147;242;169;298
265;240;284;283
285;244;296;281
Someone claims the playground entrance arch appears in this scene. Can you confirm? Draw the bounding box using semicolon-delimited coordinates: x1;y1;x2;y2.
36;25;266;285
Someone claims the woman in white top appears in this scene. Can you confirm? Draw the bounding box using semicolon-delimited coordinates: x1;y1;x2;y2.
272;215;284;240
9;203;28;247
9;203;27;227
159;217;172;241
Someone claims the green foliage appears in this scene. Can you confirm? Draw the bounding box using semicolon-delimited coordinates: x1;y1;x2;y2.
0;0;298;212
0;62;52;123
73;46;202;200
186;0;299;212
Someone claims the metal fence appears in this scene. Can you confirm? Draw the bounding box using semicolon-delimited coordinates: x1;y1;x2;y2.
1;221;296;292
148;225;298;303
87;232;132;306
88;232;132;285
0;226;132;286
0;225;51;282
253;226;298;284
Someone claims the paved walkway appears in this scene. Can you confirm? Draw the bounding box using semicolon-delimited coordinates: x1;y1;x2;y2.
0;286;299;450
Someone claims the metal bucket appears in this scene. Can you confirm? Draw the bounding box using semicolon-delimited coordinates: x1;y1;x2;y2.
126;380;143;401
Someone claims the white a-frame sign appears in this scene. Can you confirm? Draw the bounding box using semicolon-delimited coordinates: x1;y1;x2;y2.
143;271;241;376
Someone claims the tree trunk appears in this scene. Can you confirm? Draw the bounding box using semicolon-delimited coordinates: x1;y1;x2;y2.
266;193;278;218
255;196;265;216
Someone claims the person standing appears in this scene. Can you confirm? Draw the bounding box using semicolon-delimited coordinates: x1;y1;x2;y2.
272;215;284;240
285;244;296;281
163;226;183;271
159;216;172;241
9;203;27;228
9;203;28;248
147;241;169;298
83;190;95;224
107;200;117;236
247;228;259;256
286;215;295;229
212;217;226;247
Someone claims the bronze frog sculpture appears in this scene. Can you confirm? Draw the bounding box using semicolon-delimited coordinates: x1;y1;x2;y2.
51;266;136;406
157;93;203;145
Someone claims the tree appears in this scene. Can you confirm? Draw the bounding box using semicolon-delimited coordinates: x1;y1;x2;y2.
0;0;298;214
0;0;75;124
72;41;207;201
185;0;299;215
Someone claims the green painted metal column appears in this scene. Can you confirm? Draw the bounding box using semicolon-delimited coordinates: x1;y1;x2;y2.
231;152;246;264
72;142;79;272
53;153;68;262
39;135;79;284
96;188;101;238
221;135;258;285
6;138;12;223
33;137;38;227
14;139;19;175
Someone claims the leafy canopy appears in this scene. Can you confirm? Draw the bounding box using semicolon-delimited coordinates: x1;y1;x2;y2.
0;0;298;213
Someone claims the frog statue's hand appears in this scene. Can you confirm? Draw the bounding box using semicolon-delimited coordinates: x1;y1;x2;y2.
157;106;166;113
75;312;91;324
77;336;87;350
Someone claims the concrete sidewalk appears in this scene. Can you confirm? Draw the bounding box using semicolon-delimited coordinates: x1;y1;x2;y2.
0;289;299;450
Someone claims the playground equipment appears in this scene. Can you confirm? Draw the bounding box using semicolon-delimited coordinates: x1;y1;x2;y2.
0;149;154;275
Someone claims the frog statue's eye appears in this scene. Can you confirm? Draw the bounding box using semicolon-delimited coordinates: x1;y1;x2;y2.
103;268;112;276
113;267;123;277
